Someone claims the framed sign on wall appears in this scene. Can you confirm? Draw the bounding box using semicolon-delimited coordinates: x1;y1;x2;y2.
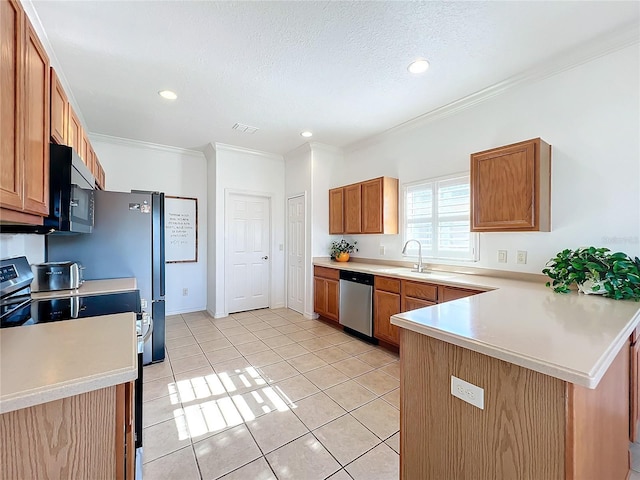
165;196;198;263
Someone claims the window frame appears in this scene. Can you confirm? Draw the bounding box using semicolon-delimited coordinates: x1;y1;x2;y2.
401;172;479;262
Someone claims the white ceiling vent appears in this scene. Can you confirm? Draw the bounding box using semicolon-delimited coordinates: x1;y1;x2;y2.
232;123;259;134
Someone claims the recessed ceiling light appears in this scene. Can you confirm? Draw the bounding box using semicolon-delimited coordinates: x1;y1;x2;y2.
407;59;430;74
300;131;313;138
158;90;177;100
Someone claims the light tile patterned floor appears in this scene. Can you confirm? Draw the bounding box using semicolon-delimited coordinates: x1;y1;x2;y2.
142;309;400;480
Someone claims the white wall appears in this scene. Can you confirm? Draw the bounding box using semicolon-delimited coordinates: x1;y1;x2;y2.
0;235;45;264
334;44;640;274
212;144;285;317
91;135;208;315
204;144;217;318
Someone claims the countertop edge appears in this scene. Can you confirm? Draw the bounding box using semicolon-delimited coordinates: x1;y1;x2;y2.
0;366;137;415
391;310;640;389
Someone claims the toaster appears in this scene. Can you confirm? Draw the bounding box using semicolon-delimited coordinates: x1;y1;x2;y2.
31;262;84;292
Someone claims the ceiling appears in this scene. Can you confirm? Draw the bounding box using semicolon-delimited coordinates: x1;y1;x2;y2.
30;1;639;155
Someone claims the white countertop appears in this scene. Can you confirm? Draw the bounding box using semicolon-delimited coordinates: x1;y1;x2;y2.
314;259;640;389
0;313;138;414
31;277;137;299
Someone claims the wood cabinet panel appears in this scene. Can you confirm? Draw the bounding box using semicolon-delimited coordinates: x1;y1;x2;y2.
400;330;566;480
344;183;362;233
313;275;339;323
374;289;401;345
471;138;551;232
361;178;383;233
566;342;630;480
314;265;339;280
81;130;90;167
329;188;344;234
50;67;68;144
22;20;49;217
325;279;340;321
402;297;436;312
439;286;482;303
631;337;639;442
0;0;24;214
403;281;438;302
375;276;401;294
67;105;82;154
0;386;118;479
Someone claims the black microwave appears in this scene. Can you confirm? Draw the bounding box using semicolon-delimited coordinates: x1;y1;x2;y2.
0;144;95;234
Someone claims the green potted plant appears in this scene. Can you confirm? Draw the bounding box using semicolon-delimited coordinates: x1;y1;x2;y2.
542;247;640;300
330;238;358;262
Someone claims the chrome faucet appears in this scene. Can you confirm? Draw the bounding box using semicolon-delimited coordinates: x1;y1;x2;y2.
402;239;426;273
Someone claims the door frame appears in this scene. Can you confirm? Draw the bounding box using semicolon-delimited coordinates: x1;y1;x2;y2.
224;189;273;316
285;193;307;314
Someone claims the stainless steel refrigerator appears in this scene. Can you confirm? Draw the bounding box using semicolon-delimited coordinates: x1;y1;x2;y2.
46;190;165;365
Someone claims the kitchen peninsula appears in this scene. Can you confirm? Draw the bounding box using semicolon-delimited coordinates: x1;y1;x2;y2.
312;258;640;479
391;273;640;480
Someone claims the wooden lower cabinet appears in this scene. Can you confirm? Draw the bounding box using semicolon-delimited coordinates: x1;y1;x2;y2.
631;329;640;442
401;330;630;480
0;382;135;480
313;266;339;322
374;276;401;346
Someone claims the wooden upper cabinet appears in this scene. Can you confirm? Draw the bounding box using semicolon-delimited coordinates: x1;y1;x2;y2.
362;177;398;234
329;187;344;234
0;0;25;215
330;176;399;235
67;104;82;155
81;130;90;167
343;183;362;234
50;68;68;145
471;138;551;232
22;18;50;217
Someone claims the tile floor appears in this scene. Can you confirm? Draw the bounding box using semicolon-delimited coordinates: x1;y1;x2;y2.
142;308;400;480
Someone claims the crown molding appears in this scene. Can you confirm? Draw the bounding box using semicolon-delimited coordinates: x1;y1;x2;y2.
309;142;344;155
213;143;283;161
89;133;205;158
346;22;640;154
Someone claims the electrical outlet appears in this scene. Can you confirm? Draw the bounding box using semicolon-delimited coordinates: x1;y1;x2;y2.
517;250;527;264
182;288;188;296
451;375;484;409
497;250;507;263
379;245;385;255
140;299;147;309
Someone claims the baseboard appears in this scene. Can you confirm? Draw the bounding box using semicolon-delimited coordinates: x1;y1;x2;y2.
166;306;207;316
271;302;285;309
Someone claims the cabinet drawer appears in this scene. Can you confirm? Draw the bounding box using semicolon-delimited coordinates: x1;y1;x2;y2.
375;276;401;294
440;286;482;303
402;281;438;302
314;265;339;280
403;297;436;312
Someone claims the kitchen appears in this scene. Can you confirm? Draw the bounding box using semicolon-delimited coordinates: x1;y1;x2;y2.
1;1;639;480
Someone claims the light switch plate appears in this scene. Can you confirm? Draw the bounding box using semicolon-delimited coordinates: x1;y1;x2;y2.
451;375;484;409
497;250;507;263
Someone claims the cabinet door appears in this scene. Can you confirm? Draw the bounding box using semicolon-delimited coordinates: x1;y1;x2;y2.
361;178;383;233
314;277;326;317
23;20;50;216
471;138;551;232
68;105;82;154
439;286;481;303
374;289;401;345
50;68;68;144
344;183;362;233
402;297;436;312
81;130;90;166
325;278;340;322
329;187;344;234
0;0;24;213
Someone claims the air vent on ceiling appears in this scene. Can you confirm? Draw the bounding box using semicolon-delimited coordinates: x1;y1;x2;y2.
232;123;259;134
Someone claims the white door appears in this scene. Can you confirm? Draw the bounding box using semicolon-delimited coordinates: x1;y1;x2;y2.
226;194;270;313
287;195;305;314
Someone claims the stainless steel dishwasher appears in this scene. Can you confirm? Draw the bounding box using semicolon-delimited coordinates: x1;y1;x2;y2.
339;270;377;343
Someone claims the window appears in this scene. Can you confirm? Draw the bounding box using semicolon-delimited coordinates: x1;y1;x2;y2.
403;174;478;261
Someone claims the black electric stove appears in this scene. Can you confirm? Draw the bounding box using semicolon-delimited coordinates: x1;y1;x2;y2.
0;256;146;454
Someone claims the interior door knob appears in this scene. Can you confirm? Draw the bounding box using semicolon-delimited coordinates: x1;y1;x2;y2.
262;256;269;260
